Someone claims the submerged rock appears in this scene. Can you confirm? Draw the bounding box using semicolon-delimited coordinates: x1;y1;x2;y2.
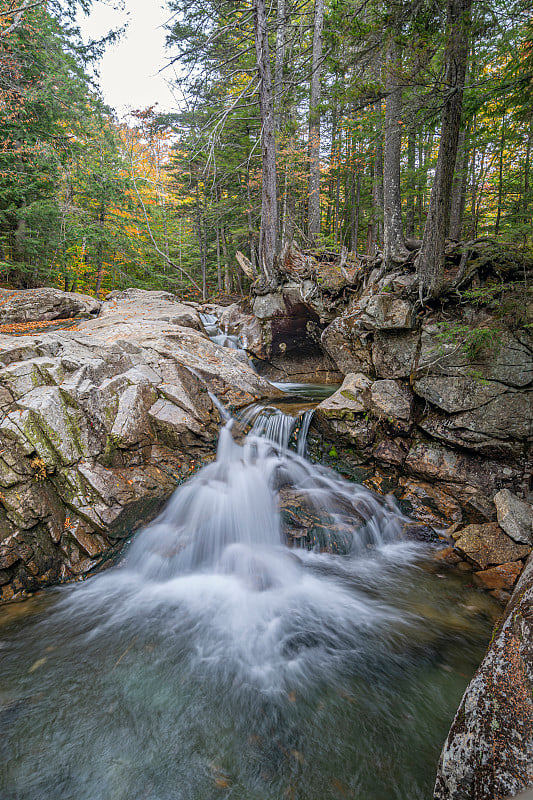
0;289;280;603
473;561;523;592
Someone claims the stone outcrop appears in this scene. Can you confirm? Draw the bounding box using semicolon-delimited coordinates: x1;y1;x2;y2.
253;243;531;519
264;243;532;800
310;306;531;524
494;488;533;545
0;288;280;603
453;522;531;570
0;287;101;324
434;552;533;800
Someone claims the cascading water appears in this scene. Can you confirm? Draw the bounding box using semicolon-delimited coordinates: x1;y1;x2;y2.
0;413;498;800
199;311;242;350
242;404;315;456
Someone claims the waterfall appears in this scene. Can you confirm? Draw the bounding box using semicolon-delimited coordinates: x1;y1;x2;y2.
0;408;494;800
126;417;405;583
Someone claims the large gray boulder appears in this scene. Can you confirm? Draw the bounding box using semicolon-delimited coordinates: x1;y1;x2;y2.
0;287;100;323
321;315;374;375
434;553;533;800
0;290;280;603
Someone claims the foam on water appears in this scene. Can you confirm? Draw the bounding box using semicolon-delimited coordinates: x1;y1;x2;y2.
40;419;422;698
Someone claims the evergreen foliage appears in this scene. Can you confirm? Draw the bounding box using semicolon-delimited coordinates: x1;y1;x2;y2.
0;0;531;298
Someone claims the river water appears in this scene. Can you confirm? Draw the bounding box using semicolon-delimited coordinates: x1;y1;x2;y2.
0;407;498;800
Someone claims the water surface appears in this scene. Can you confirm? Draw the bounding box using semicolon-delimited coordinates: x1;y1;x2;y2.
0;424;497;800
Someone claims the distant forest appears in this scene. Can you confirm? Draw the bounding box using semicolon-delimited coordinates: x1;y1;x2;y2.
0;0;531;299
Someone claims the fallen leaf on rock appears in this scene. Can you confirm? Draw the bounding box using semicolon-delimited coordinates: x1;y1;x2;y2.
29;657;47;673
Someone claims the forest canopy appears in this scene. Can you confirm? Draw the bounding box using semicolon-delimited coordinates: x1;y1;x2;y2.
0;0;531;299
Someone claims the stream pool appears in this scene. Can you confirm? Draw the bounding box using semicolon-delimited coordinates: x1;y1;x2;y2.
0;408;498;800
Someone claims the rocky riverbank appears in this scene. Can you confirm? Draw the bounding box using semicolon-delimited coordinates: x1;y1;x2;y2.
0;288;281;602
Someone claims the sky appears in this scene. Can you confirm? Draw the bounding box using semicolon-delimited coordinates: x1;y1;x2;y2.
78;0;178;117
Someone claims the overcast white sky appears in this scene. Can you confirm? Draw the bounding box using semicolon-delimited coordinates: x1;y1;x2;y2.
78;0;178;117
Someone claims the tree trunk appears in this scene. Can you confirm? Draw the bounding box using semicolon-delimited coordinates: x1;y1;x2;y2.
253;0;278;280
383;37;408;267
333;144;341;246
449;125;468;240
350;171;361;252
371;112;384;253
216;226;222;293
325;104;338;235
221;227;232;293
245;166;258;273
94;208;105;299
495;115;506;236
416;0;472;300
195;185;207;299
417;135;424;234
406;127;416;238
523;118;532;241
307;0;325;244
274;0;286;130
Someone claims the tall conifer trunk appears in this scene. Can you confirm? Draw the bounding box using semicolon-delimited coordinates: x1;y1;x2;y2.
307;0;325;243
416;0;472;300
383;37;408;267
253;0;278;281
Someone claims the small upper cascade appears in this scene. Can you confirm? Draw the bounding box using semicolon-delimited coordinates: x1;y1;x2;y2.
244;404;315;455
199;311;241;350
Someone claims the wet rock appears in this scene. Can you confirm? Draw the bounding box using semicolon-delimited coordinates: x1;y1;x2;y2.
473;561;523;591
462;492;497;523
494;489;533;545
372;439;407;467
0;287;100;324
217;304;266;360
432;546;463;565
454;522;531;570
404;440;516;496
401;521;442;543
278;487;362;552
488;588;512;604
314;373;369;416
312;374;377;450
435;554;533;800
398;477;463;527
